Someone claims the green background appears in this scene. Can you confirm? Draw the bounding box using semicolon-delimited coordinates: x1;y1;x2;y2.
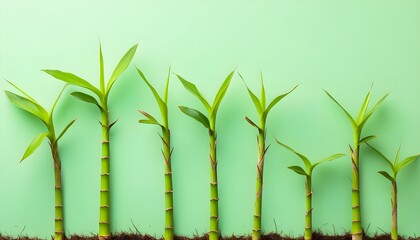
1;1;420;239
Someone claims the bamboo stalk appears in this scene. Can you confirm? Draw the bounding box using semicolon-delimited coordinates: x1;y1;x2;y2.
351;130;363;240
50;140;65;240
391;181;398;240
304;176;312;240
252;128;265;240
99;105;111;240
162;129;174;240
209;129;219;240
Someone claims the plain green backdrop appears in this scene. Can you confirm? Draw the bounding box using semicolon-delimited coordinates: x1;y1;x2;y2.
1;0;420;239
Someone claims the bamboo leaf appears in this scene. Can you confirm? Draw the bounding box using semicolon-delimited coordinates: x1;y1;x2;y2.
99;44;105;92
244;116;260;130
288;166;308;176
176;74;211;112
264;84;299;120
260;72;266;110
238;72;263;115
138;110;160;125
5;91;49;123
358;135;378;146
43;70;103;98
360;93;389;128
179;106;210;129
394;145;401;166
378;171;395;182
355;91;371;125
212;70;234;117
139;119;161;125
324;89;357;128
164;66;171;104
366;143;394;171
136;67;167;118
276;139;312;171
71;92;101;108
5;79;37;103
397;154;420;172
21;132;48;161
50;84;68;116
56;119;76;143
312;154;345;169
106;44;138;94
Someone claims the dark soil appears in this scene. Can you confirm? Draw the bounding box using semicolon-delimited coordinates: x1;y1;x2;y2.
0;232;418;240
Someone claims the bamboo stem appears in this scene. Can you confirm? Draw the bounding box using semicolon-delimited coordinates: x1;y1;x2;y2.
351;130;363;240
252;129;265;240
163;129;174;240
304;176;312;240
99;104;111;240
391;181;398;240
209;130;219;240
50;141;65;240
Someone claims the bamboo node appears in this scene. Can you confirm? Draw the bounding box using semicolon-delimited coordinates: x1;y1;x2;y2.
165;207;174;211
352;220;361;223
304;227;312;230
99;221;110;224
351;188;359;192
101;156;110;159
351;205;360;209
210;198;219;201
100;189;110;192
55;186;62;189
165;227;174;230
306;192;313;197
165;190;174;193
55;218;63;221
55;205;63;207
54;231;64;234
102;140;110;144
164;172;173;175
210;216;219;220
253;214;261;218
100;205;110;208
209;230;219;234
210;181;217;185
101;173;110;176
305;208;313;215
252;229;261;233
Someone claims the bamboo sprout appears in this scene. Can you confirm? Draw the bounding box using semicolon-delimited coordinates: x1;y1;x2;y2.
324;88;388;240
367;143;420;240
5;82;76;240
176;71;235;240
136;67;174;240
276;140;344;240
239;73;299;240
43;43;138;240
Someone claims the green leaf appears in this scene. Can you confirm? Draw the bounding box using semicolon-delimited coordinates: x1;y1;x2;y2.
394;145;401;166
378;171;395;182
176;74;211;112
139;119;161;125
50;84;68;116
359;93;389;128
138;110;161;126
366;143;394;171
56;119;76;143
238;72;263;115
5;91;49;124
276;139;312;171
136;67;167;118
288;166;308;176
260;72;266;110
43;70;103;98
358;135;378;146
71;92;101;108
244;116;260;130
179;106;210;129
106;44;138;94
212;70;234;117
324;89;357;129
312;154;346;169
163;66;171;104
397;154;420;172
21;132;48;161
99;44;105;92
355;91;371;125
263;84;299;120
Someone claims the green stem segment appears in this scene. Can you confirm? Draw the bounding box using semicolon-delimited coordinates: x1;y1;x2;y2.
50;140;65;240
209;129;219;240
162;128;174;240
391;181;398;240
99;103;111;240
351;130;363;240
305;176;313;240
252;127;266;240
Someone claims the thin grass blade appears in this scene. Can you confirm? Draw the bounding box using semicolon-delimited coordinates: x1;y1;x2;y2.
312;154;345;169
21;132;48;161
366;143;394;170
264;84;299;120
56;119;76;143
324;89;357;128
238;72;263;115
106;44;138;93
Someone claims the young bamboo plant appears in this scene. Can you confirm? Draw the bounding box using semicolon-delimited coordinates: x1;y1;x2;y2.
43;44;138;240
136;67;174;240
276;140;345;240
239;73;299;240
367;143;420;240
324;88;388;240
176;71;234;240
5;82;75;240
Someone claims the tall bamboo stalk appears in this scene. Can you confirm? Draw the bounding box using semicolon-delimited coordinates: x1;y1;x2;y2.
391;181;397;240
240;73;298;240
137;67;174;240
324;89;388;240
177;71;234;240
5;83;75;240
304;176;312;240
45;43;138;240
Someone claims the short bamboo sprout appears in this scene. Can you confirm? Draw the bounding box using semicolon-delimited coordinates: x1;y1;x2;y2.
137;67;174;240
324;88;388;240
367;143;420;240
44;43;138;240
239;73;299;240
5;82;76;240
176;71;234;240
276;140;344;240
